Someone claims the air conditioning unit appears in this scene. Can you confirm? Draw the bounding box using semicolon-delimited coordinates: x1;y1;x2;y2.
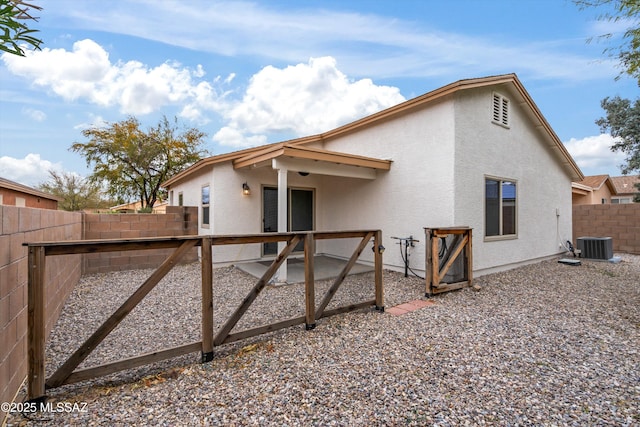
576;237;613;260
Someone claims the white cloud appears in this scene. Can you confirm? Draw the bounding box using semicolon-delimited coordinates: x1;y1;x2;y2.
215;56;405;148
73;113;109;131
212;126;267;148
1;39;231;117
0;154;64;187
46;0;620;82
564;134;626;176
22;107;46;121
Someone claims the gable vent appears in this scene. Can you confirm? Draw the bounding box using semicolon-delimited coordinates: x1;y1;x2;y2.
492;92;509;127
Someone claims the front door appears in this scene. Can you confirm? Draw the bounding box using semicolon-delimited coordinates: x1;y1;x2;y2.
262;187;314;255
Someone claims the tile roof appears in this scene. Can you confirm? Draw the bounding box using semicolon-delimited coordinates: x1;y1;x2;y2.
610;175;640;195
575;174;610;190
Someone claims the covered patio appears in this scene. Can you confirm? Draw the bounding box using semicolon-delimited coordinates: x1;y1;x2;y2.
233;143;391;283
236;254;374;284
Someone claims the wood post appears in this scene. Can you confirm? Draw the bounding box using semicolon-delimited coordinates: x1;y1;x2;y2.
201;237;214;362
374;230;384;311
27;246;46;402
304;233;316;330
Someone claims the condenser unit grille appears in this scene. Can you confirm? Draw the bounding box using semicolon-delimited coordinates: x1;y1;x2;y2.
577;237;613;260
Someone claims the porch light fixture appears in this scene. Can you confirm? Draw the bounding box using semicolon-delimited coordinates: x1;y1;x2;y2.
242;182;251;195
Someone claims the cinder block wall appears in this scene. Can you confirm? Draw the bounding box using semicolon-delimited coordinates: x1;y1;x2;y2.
573;204;640;254
0;206;83;422
82;206;199;274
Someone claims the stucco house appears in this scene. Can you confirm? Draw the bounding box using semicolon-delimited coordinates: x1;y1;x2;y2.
572;174;617;205
110;200;168;213
610;175;640;204
0;176;60;210
162;74;583;278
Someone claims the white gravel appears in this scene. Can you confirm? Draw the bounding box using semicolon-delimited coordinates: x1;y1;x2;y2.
6;254;640;426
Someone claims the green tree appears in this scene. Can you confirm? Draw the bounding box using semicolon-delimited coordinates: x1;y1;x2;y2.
0;0;43;56
71;116;207;209
38;170;109;211
596;95;640;200
574;0;640;83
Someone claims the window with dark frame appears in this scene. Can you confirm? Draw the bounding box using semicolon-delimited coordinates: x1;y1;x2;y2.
201;185;210;226
485;177;517;237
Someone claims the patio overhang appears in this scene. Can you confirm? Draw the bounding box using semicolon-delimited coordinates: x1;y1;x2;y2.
233;143;392;179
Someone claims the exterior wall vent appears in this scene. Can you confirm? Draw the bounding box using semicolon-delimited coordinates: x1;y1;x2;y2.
576;237;613;260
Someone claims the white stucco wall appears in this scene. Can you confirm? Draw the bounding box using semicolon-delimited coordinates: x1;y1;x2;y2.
167;81;576;276
453;86;573;274
317;97;457;272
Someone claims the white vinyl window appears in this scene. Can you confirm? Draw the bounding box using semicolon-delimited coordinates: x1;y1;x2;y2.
492;92;510;128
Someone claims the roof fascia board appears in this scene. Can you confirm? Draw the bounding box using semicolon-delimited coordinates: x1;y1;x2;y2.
234;144;391;171
508;78;584;181
164;73;584;186
272;157;377;180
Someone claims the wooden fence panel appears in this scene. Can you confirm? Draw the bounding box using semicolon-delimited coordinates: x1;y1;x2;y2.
24;230;384;402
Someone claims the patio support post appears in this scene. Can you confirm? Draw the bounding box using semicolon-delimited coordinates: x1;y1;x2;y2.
276;166;288;283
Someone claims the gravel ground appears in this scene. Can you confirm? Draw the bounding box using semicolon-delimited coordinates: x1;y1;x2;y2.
6;254;640;426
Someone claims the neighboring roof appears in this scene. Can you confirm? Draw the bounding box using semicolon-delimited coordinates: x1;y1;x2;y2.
610;175;640;195
0;176;62;202
110;201;168;210
163;73;583;187
573;175;616;194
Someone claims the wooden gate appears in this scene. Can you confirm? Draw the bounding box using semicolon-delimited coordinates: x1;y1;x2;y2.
25;230;384;402
424;227;472;296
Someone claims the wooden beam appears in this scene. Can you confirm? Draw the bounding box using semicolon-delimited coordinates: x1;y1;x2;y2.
315;232;373;319
431;231;440;286
24;237;202;256
46;239;198;388
304;233;316;329
319;300;377;319
431;281;469;294
59;342;202;386
374;230;384;310
425;229;433;296
213;236;301;346
438;234;468;279
313;230;373;240
201;237;214;362
27;246;46;402
222;316;306;345
467;229;474;287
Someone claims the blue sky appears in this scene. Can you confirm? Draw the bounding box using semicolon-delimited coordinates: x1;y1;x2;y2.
0;0;638;187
